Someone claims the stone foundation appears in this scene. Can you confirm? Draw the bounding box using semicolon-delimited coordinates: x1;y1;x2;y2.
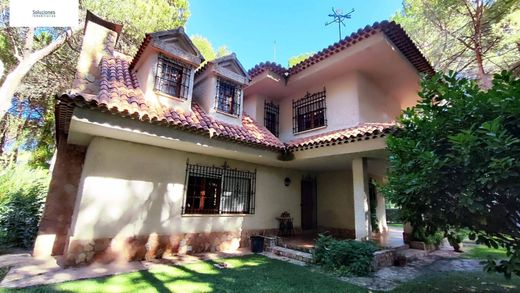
63;229;278;266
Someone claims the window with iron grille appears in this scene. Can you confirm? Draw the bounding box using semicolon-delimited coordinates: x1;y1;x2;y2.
183;163;256;214
154;54;191;99
264;100;279;137
292;89;327;133
216;78;241;116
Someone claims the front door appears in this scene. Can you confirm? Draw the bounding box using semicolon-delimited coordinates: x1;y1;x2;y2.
301;176;317;230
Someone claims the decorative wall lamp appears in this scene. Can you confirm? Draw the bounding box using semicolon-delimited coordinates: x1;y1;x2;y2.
284;177;291;187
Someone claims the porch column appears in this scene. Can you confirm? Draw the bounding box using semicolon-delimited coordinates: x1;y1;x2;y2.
352;157;370;240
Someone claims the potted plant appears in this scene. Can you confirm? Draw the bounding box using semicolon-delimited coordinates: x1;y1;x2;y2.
447;229;468;252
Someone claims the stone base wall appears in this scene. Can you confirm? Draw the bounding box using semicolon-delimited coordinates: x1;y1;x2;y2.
63;229;278;266
317;226;356;239
33;134;87;258
372;249;396;270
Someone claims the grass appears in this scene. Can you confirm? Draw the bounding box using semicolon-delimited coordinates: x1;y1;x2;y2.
393;271;520;292
388;223;404;228
463;244;508;260
1;255;367;293
2;253;519;292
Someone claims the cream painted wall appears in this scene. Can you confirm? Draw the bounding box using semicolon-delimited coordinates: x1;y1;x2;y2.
70;137;303;240
316;170;355;230
278;73;361;142
357;73;401;123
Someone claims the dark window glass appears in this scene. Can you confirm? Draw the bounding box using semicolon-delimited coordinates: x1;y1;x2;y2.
292;89;327;133
216;79;241;116
154;54;191;99
183;164;256;214
264;101;279;137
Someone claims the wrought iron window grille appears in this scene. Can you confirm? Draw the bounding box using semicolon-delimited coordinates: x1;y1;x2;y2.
264;100;279;137
215;78;241;116
292;88;327;133
154;54;191;99
182;162;256;215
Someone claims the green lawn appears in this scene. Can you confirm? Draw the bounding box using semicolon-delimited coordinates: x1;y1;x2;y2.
1;255;366;293
388;223;404;228
463;244;508;260
2;254;520;292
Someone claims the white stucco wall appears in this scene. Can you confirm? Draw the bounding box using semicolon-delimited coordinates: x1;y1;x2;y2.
70;137;303;240
316;170;355;230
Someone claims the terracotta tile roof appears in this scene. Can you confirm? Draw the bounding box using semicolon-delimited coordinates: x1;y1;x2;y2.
287;122;397;151
248;21;434;79
61;55;285;150
248;61;288;79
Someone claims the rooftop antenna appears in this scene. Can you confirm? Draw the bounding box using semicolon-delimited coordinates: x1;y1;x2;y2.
325;7;354;41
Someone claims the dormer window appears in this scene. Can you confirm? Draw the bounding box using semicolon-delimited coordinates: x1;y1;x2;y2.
154;54;191;99
216;78;241;116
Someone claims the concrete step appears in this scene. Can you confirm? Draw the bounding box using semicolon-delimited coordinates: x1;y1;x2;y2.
267;246;314;263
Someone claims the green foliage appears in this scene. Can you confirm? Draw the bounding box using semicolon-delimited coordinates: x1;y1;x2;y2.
412;227;444;246
190;35;231;62
382;71;520;277
313;234;379;276
288;52;315;67
385;208;403;224
447;229;469;245
394;0;520;80
83;0;190;55
0;166;49;249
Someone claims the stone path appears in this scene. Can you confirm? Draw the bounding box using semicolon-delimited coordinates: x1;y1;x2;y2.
341;249;483;291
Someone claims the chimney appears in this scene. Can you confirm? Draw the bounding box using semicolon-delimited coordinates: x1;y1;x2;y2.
72;11;123;94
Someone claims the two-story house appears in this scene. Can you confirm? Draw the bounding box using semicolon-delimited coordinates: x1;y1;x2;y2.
33;11;433;266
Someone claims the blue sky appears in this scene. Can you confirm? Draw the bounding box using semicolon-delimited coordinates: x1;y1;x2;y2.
186;0;403;70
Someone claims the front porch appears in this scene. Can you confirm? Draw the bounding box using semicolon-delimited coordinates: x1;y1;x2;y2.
276;225;406;254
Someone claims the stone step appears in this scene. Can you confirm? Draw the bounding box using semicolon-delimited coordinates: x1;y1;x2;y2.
267;246;314;263
395;248;428;263
276;242;314;254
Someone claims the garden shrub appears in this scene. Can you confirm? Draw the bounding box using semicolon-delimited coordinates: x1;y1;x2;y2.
313;234;379;276
0;166;49;249
385;208;402;224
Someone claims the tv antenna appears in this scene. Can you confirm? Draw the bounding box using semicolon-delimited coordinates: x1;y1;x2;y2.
325;7;354;41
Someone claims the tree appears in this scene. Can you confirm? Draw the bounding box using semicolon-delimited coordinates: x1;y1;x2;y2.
288;52;315;67
0;0;190;120
383;71;520;277
190;35;230;62
0;0;190;166
394;0;520;87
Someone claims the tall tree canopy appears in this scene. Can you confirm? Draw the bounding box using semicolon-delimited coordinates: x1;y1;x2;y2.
394;0;520;87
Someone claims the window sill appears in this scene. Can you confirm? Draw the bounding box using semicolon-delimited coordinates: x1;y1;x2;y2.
181;213;253;217
215;109;240;118
293;125;327;135
154;90;187;102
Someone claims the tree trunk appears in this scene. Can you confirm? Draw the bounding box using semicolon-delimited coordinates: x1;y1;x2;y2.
0;29;75;120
